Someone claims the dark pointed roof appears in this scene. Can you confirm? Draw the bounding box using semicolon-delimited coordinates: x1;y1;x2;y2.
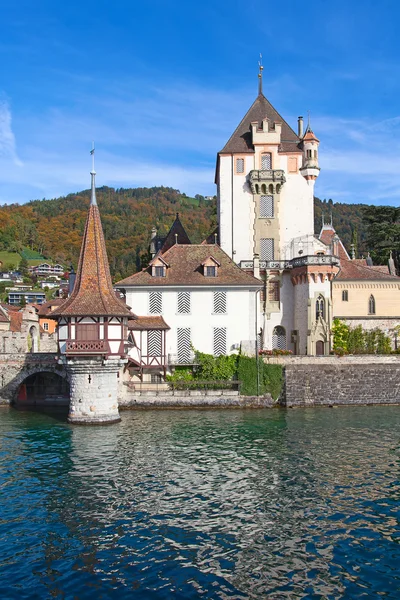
219;93;301;155
159;213;191;254
202;227;219;245
52;199;132;318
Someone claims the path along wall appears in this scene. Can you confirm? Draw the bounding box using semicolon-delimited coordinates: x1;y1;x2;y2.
264;355;400;407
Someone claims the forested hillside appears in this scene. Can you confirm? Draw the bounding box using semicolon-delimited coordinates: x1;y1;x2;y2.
0;187;392;278
0;187;217;280
314;198;368;256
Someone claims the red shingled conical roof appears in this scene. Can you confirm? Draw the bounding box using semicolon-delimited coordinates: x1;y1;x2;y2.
52;176;132;318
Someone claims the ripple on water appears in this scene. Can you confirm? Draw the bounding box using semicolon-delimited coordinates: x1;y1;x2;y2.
0;405;399;599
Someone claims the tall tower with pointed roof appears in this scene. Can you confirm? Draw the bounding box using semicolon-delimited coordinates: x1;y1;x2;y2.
215;70;338;356
52;151;132;424
216;69;319;265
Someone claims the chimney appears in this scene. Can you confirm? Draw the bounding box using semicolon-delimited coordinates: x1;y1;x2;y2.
388;251;396;276
253;253;260;279
150;226;157;258
298;116;304;138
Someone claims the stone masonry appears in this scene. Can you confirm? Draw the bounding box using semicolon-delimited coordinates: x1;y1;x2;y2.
264;355;400;407
64;357;125;424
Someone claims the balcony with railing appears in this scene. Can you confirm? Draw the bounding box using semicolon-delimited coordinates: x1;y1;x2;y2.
66;340;110;356
240;255;340;271
249;169;286;194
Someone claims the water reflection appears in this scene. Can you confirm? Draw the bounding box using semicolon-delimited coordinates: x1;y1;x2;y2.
0;406;399;598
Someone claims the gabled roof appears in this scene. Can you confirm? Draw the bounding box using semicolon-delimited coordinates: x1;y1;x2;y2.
319;225;350;261
38;298;65;317
201;255;221;267
159;213;191;254
52;190;132;318
219;93;301;155
128;316;170;331
117;244;262;288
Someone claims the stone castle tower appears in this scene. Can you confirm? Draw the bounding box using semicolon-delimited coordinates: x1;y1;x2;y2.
52;154;132;424
215;71;339;355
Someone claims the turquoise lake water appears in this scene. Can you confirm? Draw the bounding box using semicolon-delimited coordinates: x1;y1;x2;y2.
0;406;399;599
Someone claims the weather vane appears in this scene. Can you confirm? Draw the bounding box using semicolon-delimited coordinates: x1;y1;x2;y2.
258;53;263;94
90;141;95;174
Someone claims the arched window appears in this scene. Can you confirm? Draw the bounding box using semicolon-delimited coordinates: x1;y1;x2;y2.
342;290;348;301
316;296;325;320
261;153;272;170
369;295;376;314
272;326;286;350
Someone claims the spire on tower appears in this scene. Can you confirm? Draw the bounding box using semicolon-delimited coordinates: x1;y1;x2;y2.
258;53;263;95
90;142;97;206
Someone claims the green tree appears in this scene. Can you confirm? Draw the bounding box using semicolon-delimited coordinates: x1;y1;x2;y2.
332;318;350;352
347;325;366;354
19;256;29;277
362;205;400;269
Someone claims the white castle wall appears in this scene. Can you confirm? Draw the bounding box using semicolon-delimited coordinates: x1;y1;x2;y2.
125;286;257;357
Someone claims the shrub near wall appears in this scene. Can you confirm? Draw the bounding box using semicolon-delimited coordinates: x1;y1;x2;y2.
332;319;392;355
237;356;283;400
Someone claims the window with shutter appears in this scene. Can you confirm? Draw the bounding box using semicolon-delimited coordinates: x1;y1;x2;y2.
177;292;191;314
213;291;227;314
236;158;244;173
260;195;274;218
260;238;274;260
261;153;272;169
213;327;227;356
148;330;162;356
149;292;162;314
177;328;191;363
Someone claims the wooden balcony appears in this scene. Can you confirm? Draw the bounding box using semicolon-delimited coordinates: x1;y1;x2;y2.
66;340;110;356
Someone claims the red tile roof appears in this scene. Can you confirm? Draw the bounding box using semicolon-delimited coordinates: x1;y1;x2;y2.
52;203;132;318
117;244;262;288
9;312;22;332
38;299;65;317
336;259;400;281
319;225;350;261
128;316;170;330
219;93;301;155
303;128;319;142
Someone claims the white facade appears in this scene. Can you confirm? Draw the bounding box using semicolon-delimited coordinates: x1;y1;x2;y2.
218;152;314;263
216;92;338;355
124;286;258;361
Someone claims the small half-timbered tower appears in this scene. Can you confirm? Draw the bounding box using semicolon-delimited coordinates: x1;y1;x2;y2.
52;152;132;424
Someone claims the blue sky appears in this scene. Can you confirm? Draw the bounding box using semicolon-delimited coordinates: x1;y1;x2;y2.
1;0;400;206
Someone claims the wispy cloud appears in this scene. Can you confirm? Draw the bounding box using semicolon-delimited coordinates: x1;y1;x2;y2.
0;97;22;167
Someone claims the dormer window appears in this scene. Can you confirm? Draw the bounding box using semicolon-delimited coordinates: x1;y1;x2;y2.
202;256;221;277
154;266;165;277
150;256;168;277
205;266;216;277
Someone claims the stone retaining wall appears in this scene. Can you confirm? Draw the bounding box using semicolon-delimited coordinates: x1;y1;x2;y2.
119;390;274;408
278;356;400;407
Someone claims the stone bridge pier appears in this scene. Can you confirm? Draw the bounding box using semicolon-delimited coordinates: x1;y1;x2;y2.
0;353;69;405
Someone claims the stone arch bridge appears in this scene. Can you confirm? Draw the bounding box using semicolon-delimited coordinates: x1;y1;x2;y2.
0;353;69;405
